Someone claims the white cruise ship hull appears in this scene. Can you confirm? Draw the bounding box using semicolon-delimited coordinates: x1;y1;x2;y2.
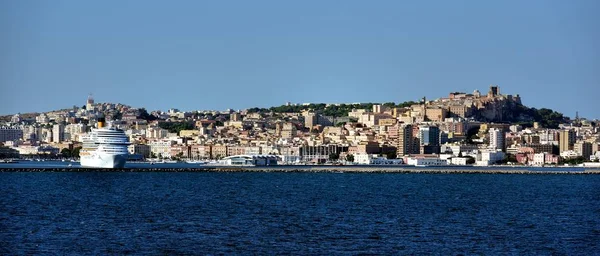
81;153;127;169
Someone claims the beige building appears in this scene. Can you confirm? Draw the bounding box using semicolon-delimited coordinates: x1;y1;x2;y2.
211;145;228;159
128;144;151;158
396;124;414;156
574;141;592;160
281;123;297;139
179;130;200;137
425;107;447;122
559;130;575;153
378;118;397;127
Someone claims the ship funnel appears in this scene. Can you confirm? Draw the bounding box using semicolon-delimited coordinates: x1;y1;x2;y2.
98;117;105;128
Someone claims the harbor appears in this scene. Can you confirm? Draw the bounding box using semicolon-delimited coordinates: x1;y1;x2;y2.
1;161;599;174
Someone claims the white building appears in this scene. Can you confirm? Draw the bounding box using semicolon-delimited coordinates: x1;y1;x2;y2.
148;140;175;158
52;124;64;143
36;114;49;124
560;150;579;159
489;128;504;151
355;154;404;165
11;114;22;123
354;154;375;164
220;155;279;166
406;157;448;166
444;144;479;156
65;123;87;142
15;145;59;155
146;127;169;139
451;157;469;165
478;150;505;166
532;153;546;166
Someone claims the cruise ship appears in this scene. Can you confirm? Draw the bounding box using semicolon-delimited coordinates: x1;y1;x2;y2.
80;118;130;168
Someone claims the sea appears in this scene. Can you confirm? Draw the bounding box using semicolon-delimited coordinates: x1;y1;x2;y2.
1;162;599;254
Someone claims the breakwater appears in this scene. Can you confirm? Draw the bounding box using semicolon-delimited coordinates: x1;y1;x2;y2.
1;166;599;174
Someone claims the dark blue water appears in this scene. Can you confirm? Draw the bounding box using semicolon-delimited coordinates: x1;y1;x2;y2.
1;172;599;254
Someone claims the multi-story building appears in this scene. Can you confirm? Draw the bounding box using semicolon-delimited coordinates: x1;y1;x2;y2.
36;113;49;124
149;140;175;158
65;123;87;142
281;123;297;139
559;129;576;153
52;124;64;143
211;145;228;159
230;113;242;122
304;113;317;130
146;127;169;139
128;144;151;158
424;107;447;122
300;145;348;163
395;124;414;156
574;141;593;160
489;128;504;151
0;127;23;143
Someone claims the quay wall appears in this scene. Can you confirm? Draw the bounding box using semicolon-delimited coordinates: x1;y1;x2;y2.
1;166;600;174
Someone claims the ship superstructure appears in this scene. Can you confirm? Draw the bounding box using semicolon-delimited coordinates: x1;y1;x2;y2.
80;118;129;168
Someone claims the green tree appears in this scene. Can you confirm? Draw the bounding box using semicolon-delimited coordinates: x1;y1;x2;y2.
60;148;72;158
563;156;586;165
345;154;354;162
465;156;476;165
385;151;397;159
329;152;340;161
138;108;157;121
72;147;81;158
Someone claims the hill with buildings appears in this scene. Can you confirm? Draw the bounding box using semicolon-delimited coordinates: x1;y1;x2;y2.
1;85;598;167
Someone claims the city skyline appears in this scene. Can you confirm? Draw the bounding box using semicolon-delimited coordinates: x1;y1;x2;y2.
1;0;599;118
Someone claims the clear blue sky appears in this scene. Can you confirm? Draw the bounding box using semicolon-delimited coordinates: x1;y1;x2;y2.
1;0;598;119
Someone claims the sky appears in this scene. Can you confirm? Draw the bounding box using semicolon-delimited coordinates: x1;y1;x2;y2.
1;0;598;119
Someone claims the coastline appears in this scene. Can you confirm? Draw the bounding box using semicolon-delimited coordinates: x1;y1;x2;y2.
1;165;599;174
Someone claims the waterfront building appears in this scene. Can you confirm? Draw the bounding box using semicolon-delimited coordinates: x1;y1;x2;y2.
451;157;469;165
211;145;228;159
220;155;278;166
128;144;151;158
148;140;175;158
354;154;403;165
477;150;505;166
300;145;348;164
406;157;448;166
